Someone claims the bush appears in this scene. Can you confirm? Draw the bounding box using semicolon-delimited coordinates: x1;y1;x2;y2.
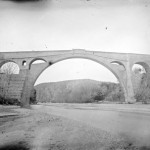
105;91;124;102
135;73;150;104
0;95;20;105
94;83;125;102
92;91;105;101
30;89;37;104
0;95;5;104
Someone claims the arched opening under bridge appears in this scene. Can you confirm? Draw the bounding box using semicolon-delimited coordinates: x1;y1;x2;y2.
132;62;150;103
31;58;125;104
0;61;20;75
0;61;21;105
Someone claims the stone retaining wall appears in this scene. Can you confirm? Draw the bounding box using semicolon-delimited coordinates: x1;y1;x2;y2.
0;74;25;100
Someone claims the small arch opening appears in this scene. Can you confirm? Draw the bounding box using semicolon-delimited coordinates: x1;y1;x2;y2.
29;58;46;69
22;60;27;66
111;61;125;71
32;60;46;64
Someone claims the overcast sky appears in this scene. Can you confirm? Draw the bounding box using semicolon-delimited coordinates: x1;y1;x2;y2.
0;0;150;84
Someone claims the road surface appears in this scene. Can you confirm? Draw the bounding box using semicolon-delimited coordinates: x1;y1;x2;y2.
33;103;150;147
0;103;150;150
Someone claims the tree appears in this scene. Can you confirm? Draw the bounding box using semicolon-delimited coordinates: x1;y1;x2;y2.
135;72;150;104
0;62;19;75
0;62;20;105
30;89;37;104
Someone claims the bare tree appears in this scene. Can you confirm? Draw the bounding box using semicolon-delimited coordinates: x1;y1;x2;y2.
0;62;20;102
0;62;19;75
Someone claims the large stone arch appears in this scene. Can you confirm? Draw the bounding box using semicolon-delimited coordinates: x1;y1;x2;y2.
21;54;128;107
33;57;123;85
0;60;25;101
0;60;20;74
0;60;18;68
131;61;150;93
133;62;150;73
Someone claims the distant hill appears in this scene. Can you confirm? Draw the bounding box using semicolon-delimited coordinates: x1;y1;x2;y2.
35;79;125;103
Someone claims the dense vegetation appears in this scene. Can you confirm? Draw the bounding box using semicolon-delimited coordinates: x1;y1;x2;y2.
35;79;125;103
1;73;150;105
0;95;20;105
135;73;150;104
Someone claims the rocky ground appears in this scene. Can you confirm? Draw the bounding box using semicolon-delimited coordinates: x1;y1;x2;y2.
0;105;149;150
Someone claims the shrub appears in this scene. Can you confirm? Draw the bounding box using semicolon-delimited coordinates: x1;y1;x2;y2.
0;95;20;105
135;73;150;104
30;89;37;104
105;90;124;102
92;91;105;101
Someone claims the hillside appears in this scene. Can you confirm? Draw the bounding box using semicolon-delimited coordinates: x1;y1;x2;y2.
35;79;125;103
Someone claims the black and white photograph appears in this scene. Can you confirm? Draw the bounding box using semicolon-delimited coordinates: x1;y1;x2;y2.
0;0;150;149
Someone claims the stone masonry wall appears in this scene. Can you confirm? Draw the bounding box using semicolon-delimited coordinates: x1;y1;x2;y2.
0;73;25;100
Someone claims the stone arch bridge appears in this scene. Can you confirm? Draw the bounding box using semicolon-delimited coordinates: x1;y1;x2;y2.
0;49;150;107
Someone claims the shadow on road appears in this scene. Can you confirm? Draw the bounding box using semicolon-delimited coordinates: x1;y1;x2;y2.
0;141;30;150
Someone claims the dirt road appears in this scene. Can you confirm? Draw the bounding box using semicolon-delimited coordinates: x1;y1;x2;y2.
34;103;150;146
0;103;150;150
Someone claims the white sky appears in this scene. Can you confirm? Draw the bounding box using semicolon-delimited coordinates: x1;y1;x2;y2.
34;58;118;85
0;0;150;84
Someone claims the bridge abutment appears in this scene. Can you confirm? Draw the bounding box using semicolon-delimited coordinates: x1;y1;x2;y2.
20;69;32;108
125;57;136;103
